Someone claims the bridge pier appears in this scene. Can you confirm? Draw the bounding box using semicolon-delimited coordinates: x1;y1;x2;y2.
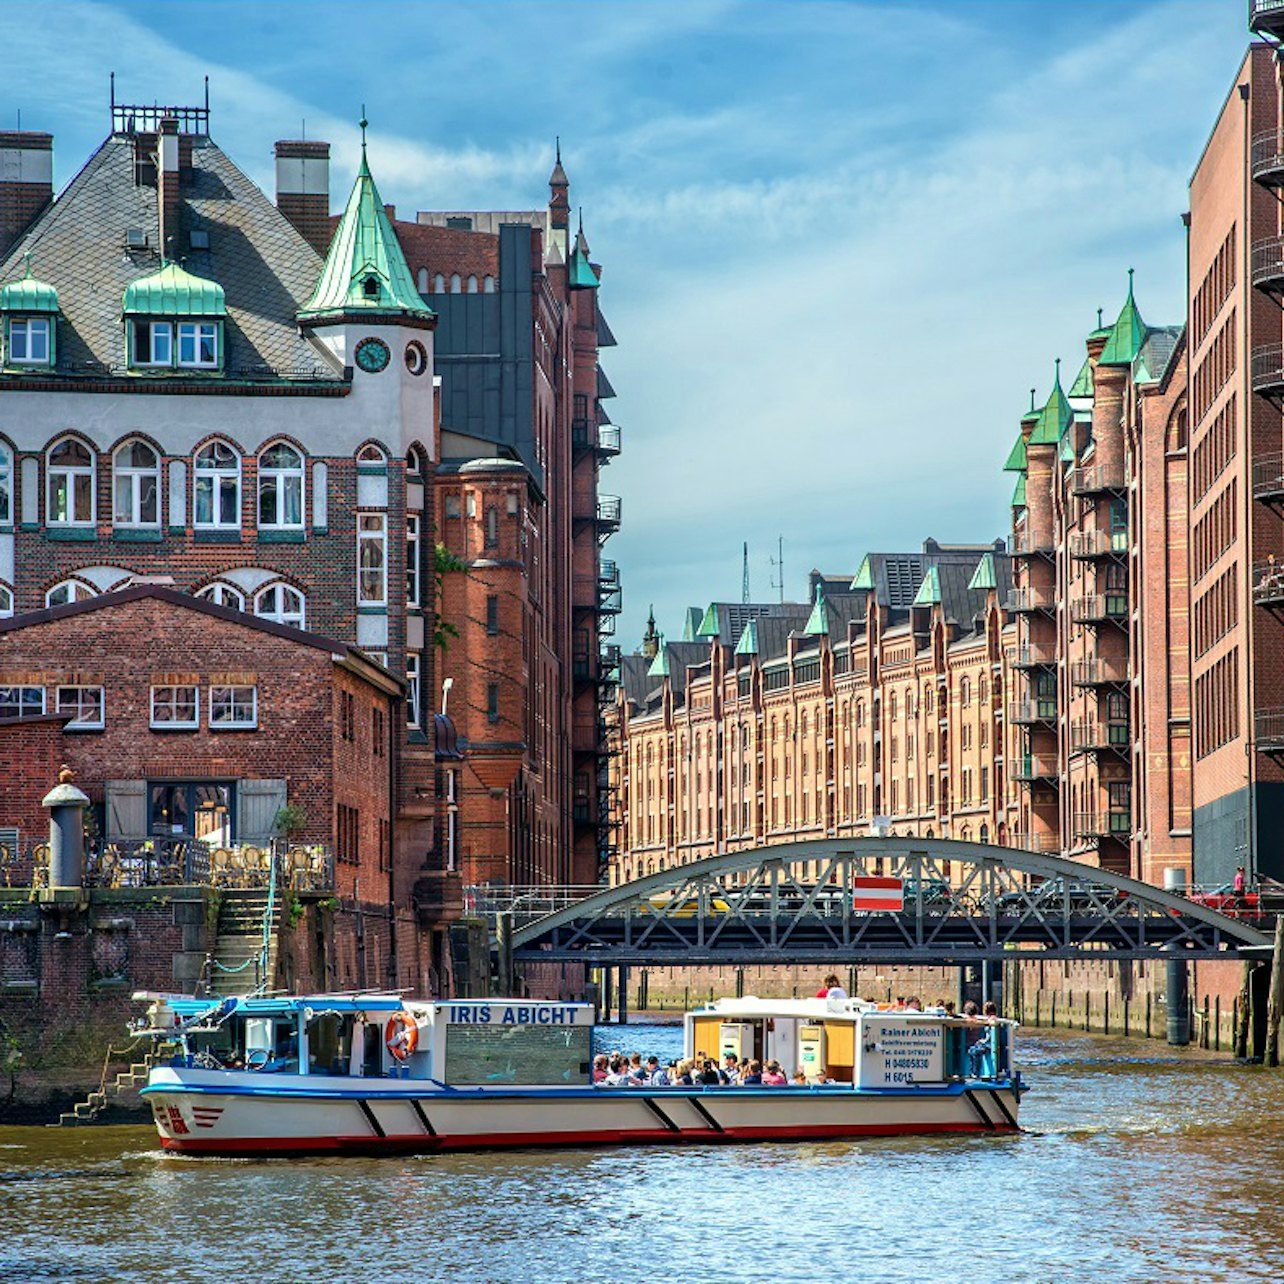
618;966;629;1025
1163;869;1190;1046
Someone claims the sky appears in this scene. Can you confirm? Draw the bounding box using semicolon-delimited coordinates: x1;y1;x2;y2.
1;0;1254;648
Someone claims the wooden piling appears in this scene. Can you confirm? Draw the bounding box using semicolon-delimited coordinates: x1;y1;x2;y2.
1266;916;1284;1067
1050;991;1057;1028
1236;963;1252;1060
1103;992;1110;1035
1214;995;1221;1051
1123;996;1130;1038
1145;991;1152;1039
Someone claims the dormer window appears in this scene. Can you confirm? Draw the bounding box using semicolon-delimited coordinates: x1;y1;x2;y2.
0;261;60;370
122;262;226;375
178;322;219;367
363;275;380;298
137;321;173;366
8;317;50;364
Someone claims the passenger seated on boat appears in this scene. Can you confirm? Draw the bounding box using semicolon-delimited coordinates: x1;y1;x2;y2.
648;1057;670;1086
592;1054;609;1083
696;1059;722;1086
741;1060;763;1085
720;1054;740;1085
628;1053;647;1083
792;1069;807;1084
675;1059;696;1086
761;1060;788;1086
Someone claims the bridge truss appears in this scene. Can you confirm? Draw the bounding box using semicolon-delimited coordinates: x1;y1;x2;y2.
510;838;1271;966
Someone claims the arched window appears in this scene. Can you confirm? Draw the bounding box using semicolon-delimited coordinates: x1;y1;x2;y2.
194;439;241;529
47;436;95;526
357;443;386;466
254;582;305;628
0;583;11;617
0;439;11;525
406;445;426;477
416;268;429;293
960;677;971;707
449;273;461;293
46;579;94;607
433;273;445;293
112;439;161;527
466;275;478;293
483;275;496;294
980;823;989;845
889;692;898;720
196;582;246;611
257;441;304;529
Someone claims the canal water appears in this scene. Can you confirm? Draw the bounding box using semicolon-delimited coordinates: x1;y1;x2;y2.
2;1026;1282;1283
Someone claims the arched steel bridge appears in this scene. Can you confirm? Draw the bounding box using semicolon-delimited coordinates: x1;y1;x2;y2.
508;838;1272;966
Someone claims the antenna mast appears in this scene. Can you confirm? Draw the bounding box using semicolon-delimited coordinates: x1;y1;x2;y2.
742;542;750;604
769;535;785;603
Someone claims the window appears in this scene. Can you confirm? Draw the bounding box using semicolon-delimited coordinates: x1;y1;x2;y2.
357;512;387;605
47;436;95;525
254;583;305;629
406;513;421;607
136;320;172;366
444;494;461;519
487;682;500;723
257;442;304;529
46;580;94;607
150;684;198;729
483;275;496;294
484;506;498;548
193;440;241;529
406;652;421;727
433;273;445;293
0;440;10;524
150;782;233;842
416;268;429;294
210;684;257;729
467;275;478;293
486;594;499;635
407;446;426;477
357;443;386;467
113;439;160;526
0;685;45;719
337;803;360;864
340;690;355;742
196;581;246;611
372;707;386;756
0;584;10;617
450;273;461;293
177;321;218;367
57;685;104;730
8;317;50;364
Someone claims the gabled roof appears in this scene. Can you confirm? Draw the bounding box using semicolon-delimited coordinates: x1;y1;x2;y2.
1068;355;1094;400
802;585;830;636
647;646;670;678
299;136;433;323
968;552;997;591
735;618;759;655
850;554;875;591
696;602;719;639
569;240;598;290
1012;473;1027;507
1003;433;1027;472
912;565;942;606
680;606;703;642
1097;270;1148;368
122;260;226;317
1028;361;1072;445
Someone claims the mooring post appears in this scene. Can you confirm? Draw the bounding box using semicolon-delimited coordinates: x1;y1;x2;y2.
618;965;629;1026
1265;915;1284;1066
495;911;515;997
602;967;614;1023
1236;965;1251;1059
1163;868;1190;1046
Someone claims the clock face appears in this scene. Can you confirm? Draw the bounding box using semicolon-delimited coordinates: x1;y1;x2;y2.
354;337;390;373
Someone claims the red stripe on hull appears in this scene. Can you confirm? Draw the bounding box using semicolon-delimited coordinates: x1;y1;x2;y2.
159;1119;1017;1158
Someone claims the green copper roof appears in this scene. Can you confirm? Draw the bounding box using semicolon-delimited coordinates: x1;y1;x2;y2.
1003;433;1028;472
1068;355;1094;400
0;258;58;313
647;645;670;678
1012;473;1027;507
696;602;719;639
802;584;830;636
299;129;434;322
569;244;599;290
1097;270;1147;367
735;618;759;656
1020;388;1039;425
122;261;225;317
850;554;875;591
1089;307;1110;341
913;565;941;607
1027;361;1072;446
680;607;702;642
968;552;997;592
1059;432;1076;464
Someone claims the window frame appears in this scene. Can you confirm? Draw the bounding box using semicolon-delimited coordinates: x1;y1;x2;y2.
177;320;219;369
0;438;11;526
56;684;105;731
254;581;306;629
46;435;96;527
357;511;387;606
0;583;11;617
134;320;173;367
406;651;421;728
0;684;46;719
406;512;421;607
257;441;305;530
209;683;258;730
150;683;200;731
112;438;162;528
193;439;242;530
8;316;50;365
195;581;246;611
45;579;94;608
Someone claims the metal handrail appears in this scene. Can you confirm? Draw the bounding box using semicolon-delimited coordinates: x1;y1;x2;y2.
1252;561;1284;606
1251;344;1284;393
1253;452;1284;500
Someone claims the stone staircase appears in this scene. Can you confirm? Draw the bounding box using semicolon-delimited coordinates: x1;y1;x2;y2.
57;1049;162;1127
207;888;283;998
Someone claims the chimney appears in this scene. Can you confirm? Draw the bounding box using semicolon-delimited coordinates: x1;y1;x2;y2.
275;139;331;255
157;115;181;261
0;130;54;261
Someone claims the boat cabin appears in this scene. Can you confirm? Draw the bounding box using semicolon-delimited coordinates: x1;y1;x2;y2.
685;997;1016;1086
133;993;595;1086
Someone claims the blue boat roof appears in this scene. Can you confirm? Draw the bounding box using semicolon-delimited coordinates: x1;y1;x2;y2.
168;994;406;1018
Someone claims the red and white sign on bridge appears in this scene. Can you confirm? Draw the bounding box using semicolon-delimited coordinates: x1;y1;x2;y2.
852;876;905;912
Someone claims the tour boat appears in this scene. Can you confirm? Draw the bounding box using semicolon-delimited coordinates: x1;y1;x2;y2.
133;991;1023;1156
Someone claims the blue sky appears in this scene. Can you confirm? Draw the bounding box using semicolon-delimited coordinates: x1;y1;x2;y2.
2;0;1253;647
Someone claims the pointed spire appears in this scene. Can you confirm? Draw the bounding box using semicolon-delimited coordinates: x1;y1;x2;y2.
696;602;719;639
850;554;875;591
1097;267;1148;367
1003;432;1028;472
1028;359;1072;445
803;583;830;636
647;640;670;678
1021;387;1039;425
912;565;942;607
569;206;598;290
681;607;701;642
550;135;568;188
641;605;659;659
735;618;760;656
968;552;997;592
298;121;433;323
1068;354;1094;400
1012;473;1027;508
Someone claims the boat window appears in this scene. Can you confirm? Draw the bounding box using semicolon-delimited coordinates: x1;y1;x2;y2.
308;1014;353;1076
443;1025;592;1086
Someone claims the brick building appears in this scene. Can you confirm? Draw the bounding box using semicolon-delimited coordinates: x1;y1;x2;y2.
0;586;400;904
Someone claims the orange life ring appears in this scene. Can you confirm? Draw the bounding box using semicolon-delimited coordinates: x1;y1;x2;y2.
385;1012;418;1061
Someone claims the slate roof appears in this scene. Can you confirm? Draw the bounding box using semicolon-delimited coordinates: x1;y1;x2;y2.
0;133;337;380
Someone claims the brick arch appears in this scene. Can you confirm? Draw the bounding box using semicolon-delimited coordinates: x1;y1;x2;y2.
355;437;392;463
257;433;309;460
191;430;249;458
1167;401;1188;453
104;428;167;460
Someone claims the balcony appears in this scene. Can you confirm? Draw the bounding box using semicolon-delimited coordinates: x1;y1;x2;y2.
1251;346;1284;401
1252;128;1284;187
1252;235;1284;295
1009;699;1057;725
1256;707;1284;754
596;494;622;534
1070;594;1128;624
1008;832;1061;854
1253;453;1284;504
1070;463;1125;496
1069;720;1130;754
1011;753;1059;782
1250;1;1284;40
1011;528;1054;557
1073;811;1131;840
598;424;622;457
1005;587;1054;614
1007;642;1057;668
1071;656;1129;687
598;559;623;614
1068;530;1128;560
1252;561;1284;609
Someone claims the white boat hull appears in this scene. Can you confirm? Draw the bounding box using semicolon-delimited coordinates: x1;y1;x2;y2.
143;1069;1021;1156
